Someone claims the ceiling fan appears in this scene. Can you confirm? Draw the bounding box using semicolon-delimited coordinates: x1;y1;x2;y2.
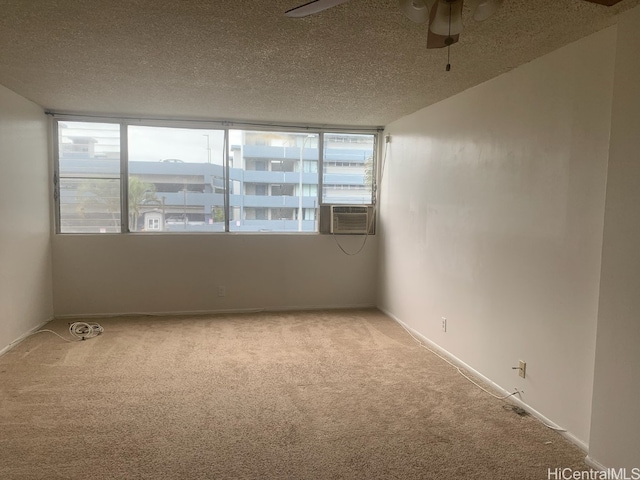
285;0;503;50
286;0;625;49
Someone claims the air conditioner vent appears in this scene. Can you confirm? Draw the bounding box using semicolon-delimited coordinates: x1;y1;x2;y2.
331;205;370;234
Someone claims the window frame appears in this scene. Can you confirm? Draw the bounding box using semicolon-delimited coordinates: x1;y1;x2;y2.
52;115;379;235
54;119;124;234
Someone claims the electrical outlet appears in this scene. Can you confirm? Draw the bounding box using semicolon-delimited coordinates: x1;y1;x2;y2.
518;360;526;379
441;317;447;332
218;285;226;297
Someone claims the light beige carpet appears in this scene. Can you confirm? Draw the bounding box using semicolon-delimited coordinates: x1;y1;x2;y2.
0;309;587;479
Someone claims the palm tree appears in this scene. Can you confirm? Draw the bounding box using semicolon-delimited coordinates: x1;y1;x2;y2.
77;176;157;231
128;176;157;231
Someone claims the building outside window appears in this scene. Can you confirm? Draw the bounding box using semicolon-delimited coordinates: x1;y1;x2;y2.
55;121;376;234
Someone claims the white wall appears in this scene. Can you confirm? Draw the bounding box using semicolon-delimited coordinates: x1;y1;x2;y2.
378;27;616;446
589;6;640;469
0;84;53;351
53;233;376;316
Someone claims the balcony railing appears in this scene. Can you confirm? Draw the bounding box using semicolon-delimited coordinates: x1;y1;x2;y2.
242;144;372;163
233;195;317;209
230;219;316;232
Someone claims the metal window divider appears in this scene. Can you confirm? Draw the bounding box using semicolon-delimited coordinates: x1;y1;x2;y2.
224;128;230;233
52;119;62;234
120;123;129;233
318;132;324;228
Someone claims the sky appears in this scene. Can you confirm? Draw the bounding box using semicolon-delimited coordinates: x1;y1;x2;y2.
128;126;228;164
60;122;370;164
60;122;241;164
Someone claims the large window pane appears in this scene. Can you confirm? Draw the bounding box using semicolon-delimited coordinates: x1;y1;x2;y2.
128;126;225;232
55;119;377;235
323;133;375;204
58;122;121;233
229;130;319;232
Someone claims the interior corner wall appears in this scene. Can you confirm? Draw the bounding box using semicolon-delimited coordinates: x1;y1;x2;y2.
588;5;640;469
52;234;377;316
0;84;53;351
377;27;616;446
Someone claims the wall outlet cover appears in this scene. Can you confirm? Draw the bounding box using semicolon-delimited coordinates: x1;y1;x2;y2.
518;360;526;378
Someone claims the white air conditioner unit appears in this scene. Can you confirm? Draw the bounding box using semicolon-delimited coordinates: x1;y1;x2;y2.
330;205;370;234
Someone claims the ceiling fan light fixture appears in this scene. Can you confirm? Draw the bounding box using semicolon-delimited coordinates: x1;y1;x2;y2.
285;0;350;18
472;0;503;21
399;0;433;24
429;0;464;36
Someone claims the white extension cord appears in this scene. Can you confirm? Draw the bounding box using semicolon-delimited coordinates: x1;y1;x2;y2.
68;322;104;340
31;322;104;342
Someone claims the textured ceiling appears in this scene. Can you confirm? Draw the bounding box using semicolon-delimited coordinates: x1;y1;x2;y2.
0;0;638;127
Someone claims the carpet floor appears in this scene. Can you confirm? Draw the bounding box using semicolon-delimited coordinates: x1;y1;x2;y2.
0;309;587;479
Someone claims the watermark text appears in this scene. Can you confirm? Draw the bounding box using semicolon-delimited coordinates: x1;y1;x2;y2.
548;468;640;480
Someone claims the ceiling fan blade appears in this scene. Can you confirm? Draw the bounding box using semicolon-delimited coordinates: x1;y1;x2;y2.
399;0;434;24
472;0;503;21
285;0;351;17
430;0;464;36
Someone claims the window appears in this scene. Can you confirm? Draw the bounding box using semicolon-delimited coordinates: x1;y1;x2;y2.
323;133;375;205
57;122;121;233
128;126;225;233
54;119;377;234
147;217;160;230
229;130;319;233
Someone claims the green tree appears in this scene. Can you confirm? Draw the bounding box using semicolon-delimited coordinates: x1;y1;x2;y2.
77;176;156;231
128;176;158;231
212;206;225;223
77;179;121;229
364;154;375;194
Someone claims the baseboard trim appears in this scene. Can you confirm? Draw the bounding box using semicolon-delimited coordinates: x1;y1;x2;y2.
0;316;55;357
584;455;607;471
380;307;589;453
53;303;377;320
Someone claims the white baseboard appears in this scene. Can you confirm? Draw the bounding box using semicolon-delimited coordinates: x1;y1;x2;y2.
380;307;589;453
53;303;377;320
584;455;607;471
0;316;54;357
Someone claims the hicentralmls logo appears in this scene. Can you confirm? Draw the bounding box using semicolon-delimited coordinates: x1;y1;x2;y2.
548;468;640;480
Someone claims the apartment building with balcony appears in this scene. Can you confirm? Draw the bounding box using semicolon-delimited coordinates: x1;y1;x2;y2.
57;124;375;233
